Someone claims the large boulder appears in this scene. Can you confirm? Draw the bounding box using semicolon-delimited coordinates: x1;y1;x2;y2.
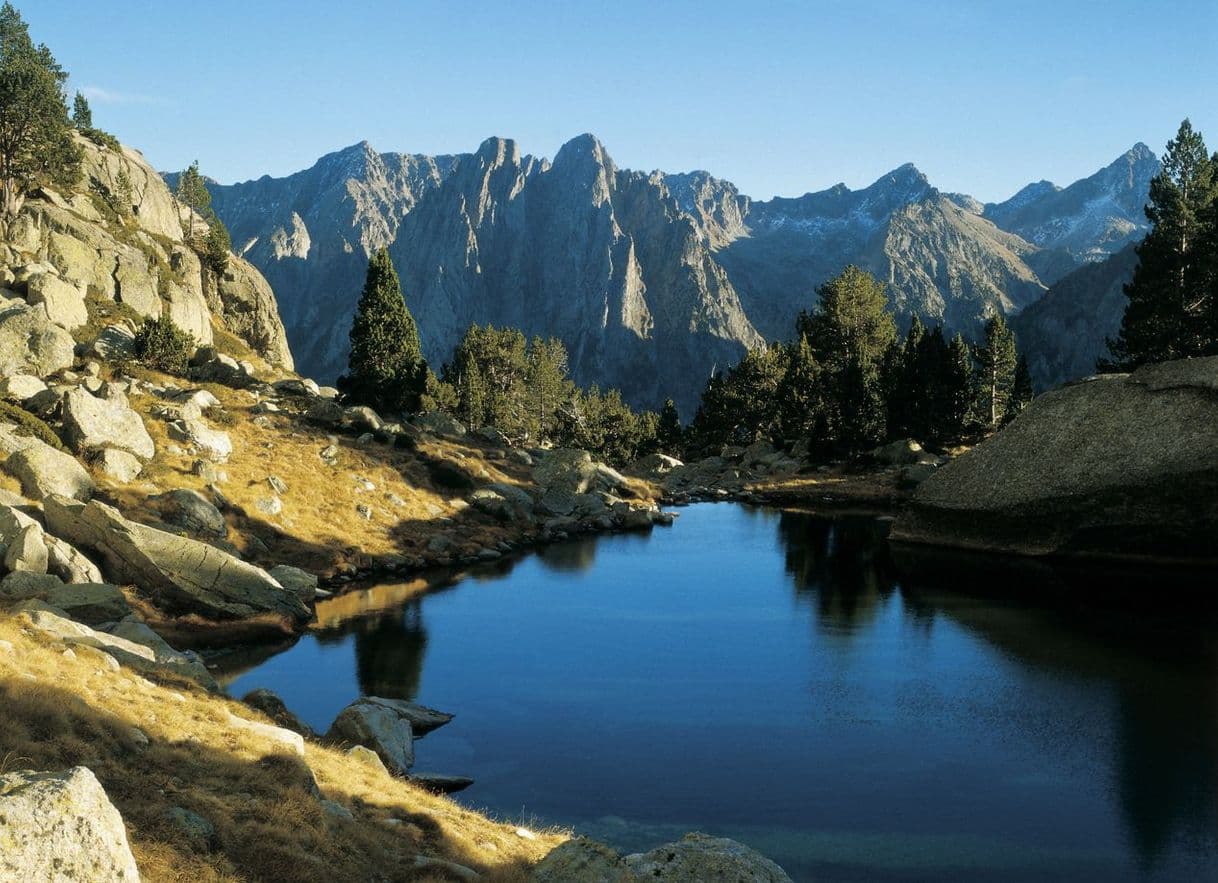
891;358;1218;560
624;833;792;882
155;488;226;537
5;440;96;500
25;271;88;330
0;576;130;624
531;838;639;882
166;417;232;462
0;301;75;377
326;700;415;775
0;766;141;882
350;695;454;737
62;387;156;460
43;496;310;623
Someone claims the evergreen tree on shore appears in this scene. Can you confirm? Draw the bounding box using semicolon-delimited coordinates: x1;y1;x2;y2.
974;314;1018;429
340;248;426;413
1107;119;1218;367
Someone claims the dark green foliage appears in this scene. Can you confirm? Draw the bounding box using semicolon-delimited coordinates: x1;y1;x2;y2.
133;315;196;375
688;343;789;454
0;2;81;217
655;399;683;456
1107;119;1218;367
883;322;973;444
175;160;211;231
71;90;91;128
429;323;657;463
1007;354;1034;423
443;324;530;435
0;400;64;450
689;265;1033;463
339;248;426;414
558;385;657;464
974;314;1018;430
203;221;231;275
175;159;234;276
798;266;895;452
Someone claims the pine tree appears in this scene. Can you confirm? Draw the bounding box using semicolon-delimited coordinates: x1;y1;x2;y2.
1007;354;1034;423
974;314;1018;430
0;2;80;218
799;266;896;452
176;160;212;238
203;221;230;275
340;248;426;413
942;333;974;439
525;336;571;443
656;399;683;456
71;90;91;129
1107;119;1218;367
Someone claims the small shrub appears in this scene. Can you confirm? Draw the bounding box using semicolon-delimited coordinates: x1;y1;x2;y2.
0;401;65;451
133;315;196;375
202;222;231;275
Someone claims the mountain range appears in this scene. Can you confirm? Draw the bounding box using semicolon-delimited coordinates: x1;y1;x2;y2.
197;136;1158;413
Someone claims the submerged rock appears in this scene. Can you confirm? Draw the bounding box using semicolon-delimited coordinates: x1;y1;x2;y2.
0;766;141;882
892;357;1218;561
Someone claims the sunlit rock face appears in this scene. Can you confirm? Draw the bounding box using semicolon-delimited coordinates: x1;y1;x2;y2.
203;136;1156;411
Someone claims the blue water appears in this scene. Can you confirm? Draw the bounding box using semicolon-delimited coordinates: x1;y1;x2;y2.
224;504;1218;881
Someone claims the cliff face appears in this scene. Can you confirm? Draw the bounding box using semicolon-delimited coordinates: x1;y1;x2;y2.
200;135;1158;409
1012;244;1140;389
389;135;762;413
1;134;292;369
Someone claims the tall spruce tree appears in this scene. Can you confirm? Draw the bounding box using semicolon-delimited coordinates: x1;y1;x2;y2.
340;248;426;413
656;399;683;456
1107;119;1218;367
1007;354;1034;422
0;2;80;219
799;266;895;451
71;90;91;129
974;314;1018;430
176;160;211;236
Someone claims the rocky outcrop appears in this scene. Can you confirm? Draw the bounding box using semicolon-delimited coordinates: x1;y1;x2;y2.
530;833;793;883
0;300;75;377
43;495;310;623
0;766;141;882
207;256;294;369
0;132;294;368
624;833;793;882
327;701;415;775
891;357;1218;561
61;386;156;460
4;436;96;501
326;695;455;776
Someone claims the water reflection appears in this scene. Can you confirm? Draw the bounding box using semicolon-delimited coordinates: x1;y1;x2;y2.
775;510;897;632
223;504;1218;881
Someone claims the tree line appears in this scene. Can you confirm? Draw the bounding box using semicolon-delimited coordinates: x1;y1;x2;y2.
1105;118;1218;368
339;247;679;463
685;265;1031;458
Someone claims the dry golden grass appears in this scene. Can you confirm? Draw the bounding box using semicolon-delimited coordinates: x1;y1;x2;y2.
0;610;564;882
89;364;576;577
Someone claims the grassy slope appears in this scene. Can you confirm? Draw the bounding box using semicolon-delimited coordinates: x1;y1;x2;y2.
0;613;562;882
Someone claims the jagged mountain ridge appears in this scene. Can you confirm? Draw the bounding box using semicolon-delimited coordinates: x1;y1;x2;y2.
196;136;1158;411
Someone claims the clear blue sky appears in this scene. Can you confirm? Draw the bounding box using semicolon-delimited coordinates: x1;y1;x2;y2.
25;0;1218;202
